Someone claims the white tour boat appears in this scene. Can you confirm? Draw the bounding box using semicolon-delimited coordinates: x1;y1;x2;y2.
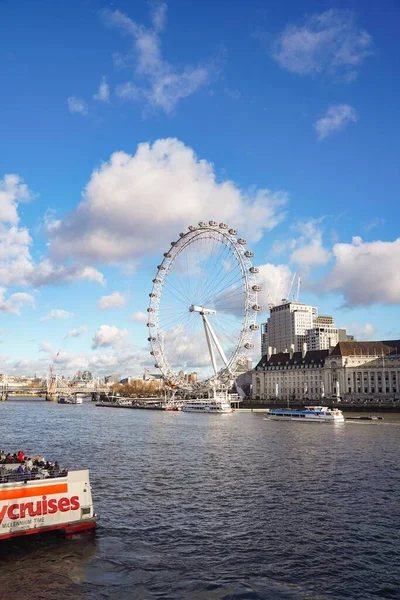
265;406;345;423
182;395;233;413
71;396;83;404
0;467;97;540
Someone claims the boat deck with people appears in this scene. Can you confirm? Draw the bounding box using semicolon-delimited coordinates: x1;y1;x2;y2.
182;396;233;413
265;406;345;423
0;450;97;540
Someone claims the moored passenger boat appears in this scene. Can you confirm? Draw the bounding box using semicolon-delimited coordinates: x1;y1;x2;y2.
71;396;83;404
58;396;74;404
182;396;233;413
265;406;344;423
0;467;97;540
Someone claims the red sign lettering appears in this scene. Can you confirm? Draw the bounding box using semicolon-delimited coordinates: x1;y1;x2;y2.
0;496;81;525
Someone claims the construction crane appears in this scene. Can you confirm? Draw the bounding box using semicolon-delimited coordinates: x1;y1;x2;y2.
283;272;296;303
295;276;301;302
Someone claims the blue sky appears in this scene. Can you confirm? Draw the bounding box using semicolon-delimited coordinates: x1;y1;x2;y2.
0;0;399;377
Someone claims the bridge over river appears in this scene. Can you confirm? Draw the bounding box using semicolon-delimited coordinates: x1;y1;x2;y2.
0;375;110;401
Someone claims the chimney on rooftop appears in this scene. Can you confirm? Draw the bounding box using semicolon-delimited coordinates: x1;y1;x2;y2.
302;342;307;359
273;347;276;355
290;344;295;359
267;346;272;360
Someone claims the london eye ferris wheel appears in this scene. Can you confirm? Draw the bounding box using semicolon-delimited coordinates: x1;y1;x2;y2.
147;221;261;393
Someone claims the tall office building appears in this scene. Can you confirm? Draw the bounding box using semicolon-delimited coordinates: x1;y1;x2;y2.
261;322;268;357
266;301;317;354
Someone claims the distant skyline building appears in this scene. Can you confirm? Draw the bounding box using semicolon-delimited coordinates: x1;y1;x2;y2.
260;300;353;357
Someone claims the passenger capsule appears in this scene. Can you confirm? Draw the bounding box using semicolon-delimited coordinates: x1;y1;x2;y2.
199;221;207;227
149;292;157;297
152;278;161;284
229;228;237;235
244;343;254;349
244;250;254;258
154;364;159;368
252;304;261;311
219;223;228;229
147;322;155;327
250;324;259;331
157;265;166;270
188;225;196;231
237;238;246;245
209;220;218;227
147;307;154;312
150;351;154;355
148;337;156;342
179;232;185;237
252;285;262;292
163;252;171;258
249;267;259;274
170;241;176;246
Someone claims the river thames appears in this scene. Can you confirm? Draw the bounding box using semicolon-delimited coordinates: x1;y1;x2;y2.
0;399;399;600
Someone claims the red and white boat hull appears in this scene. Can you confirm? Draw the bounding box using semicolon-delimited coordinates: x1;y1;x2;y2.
0;469;97;540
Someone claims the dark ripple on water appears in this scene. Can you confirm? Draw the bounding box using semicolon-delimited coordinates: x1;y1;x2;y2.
0;400;400;600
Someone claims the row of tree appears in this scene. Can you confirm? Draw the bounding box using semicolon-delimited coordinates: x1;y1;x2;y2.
110;380;163;398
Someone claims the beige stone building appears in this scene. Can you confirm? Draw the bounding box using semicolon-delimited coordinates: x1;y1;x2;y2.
253;346;328;401
252;340;400;402
324;341;400;400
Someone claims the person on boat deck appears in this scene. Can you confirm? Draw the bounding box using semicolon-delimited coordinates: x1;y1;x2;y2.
0;464;7;482
17;450;25;462
53;461;60;477
17;464;24;479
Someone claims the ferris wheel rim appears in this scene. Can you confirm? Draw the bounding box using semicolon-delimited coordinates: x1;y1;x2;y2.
147;222;261;391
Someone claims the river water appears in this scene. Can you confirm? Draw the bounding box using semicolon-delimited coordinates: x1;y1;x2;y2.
0;399;399;600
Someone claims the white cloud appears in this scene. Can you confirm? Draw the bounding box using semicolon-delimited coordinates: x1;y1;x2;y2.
130;311;148;322
39;341;54;354
322;237;400;306
0;288;34;315
65;325;88;339
289;220;331;268
93;76;110;102
0;174;34;225
256;263;294;310
273;219;330;270
362;217;384;232
272;9;373;78
0;253;105;287
92;324;128;349
0;173;105;288
42;209;61;234
102;4;212;113
40;309;73;322
348;322;377;340
315;104;357;140
98;291;126;309
67;96;88;116
49;138;287;264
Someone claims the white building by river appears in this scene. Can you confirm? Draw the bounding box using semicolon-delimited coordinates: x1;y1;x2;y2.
252;340;400;402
